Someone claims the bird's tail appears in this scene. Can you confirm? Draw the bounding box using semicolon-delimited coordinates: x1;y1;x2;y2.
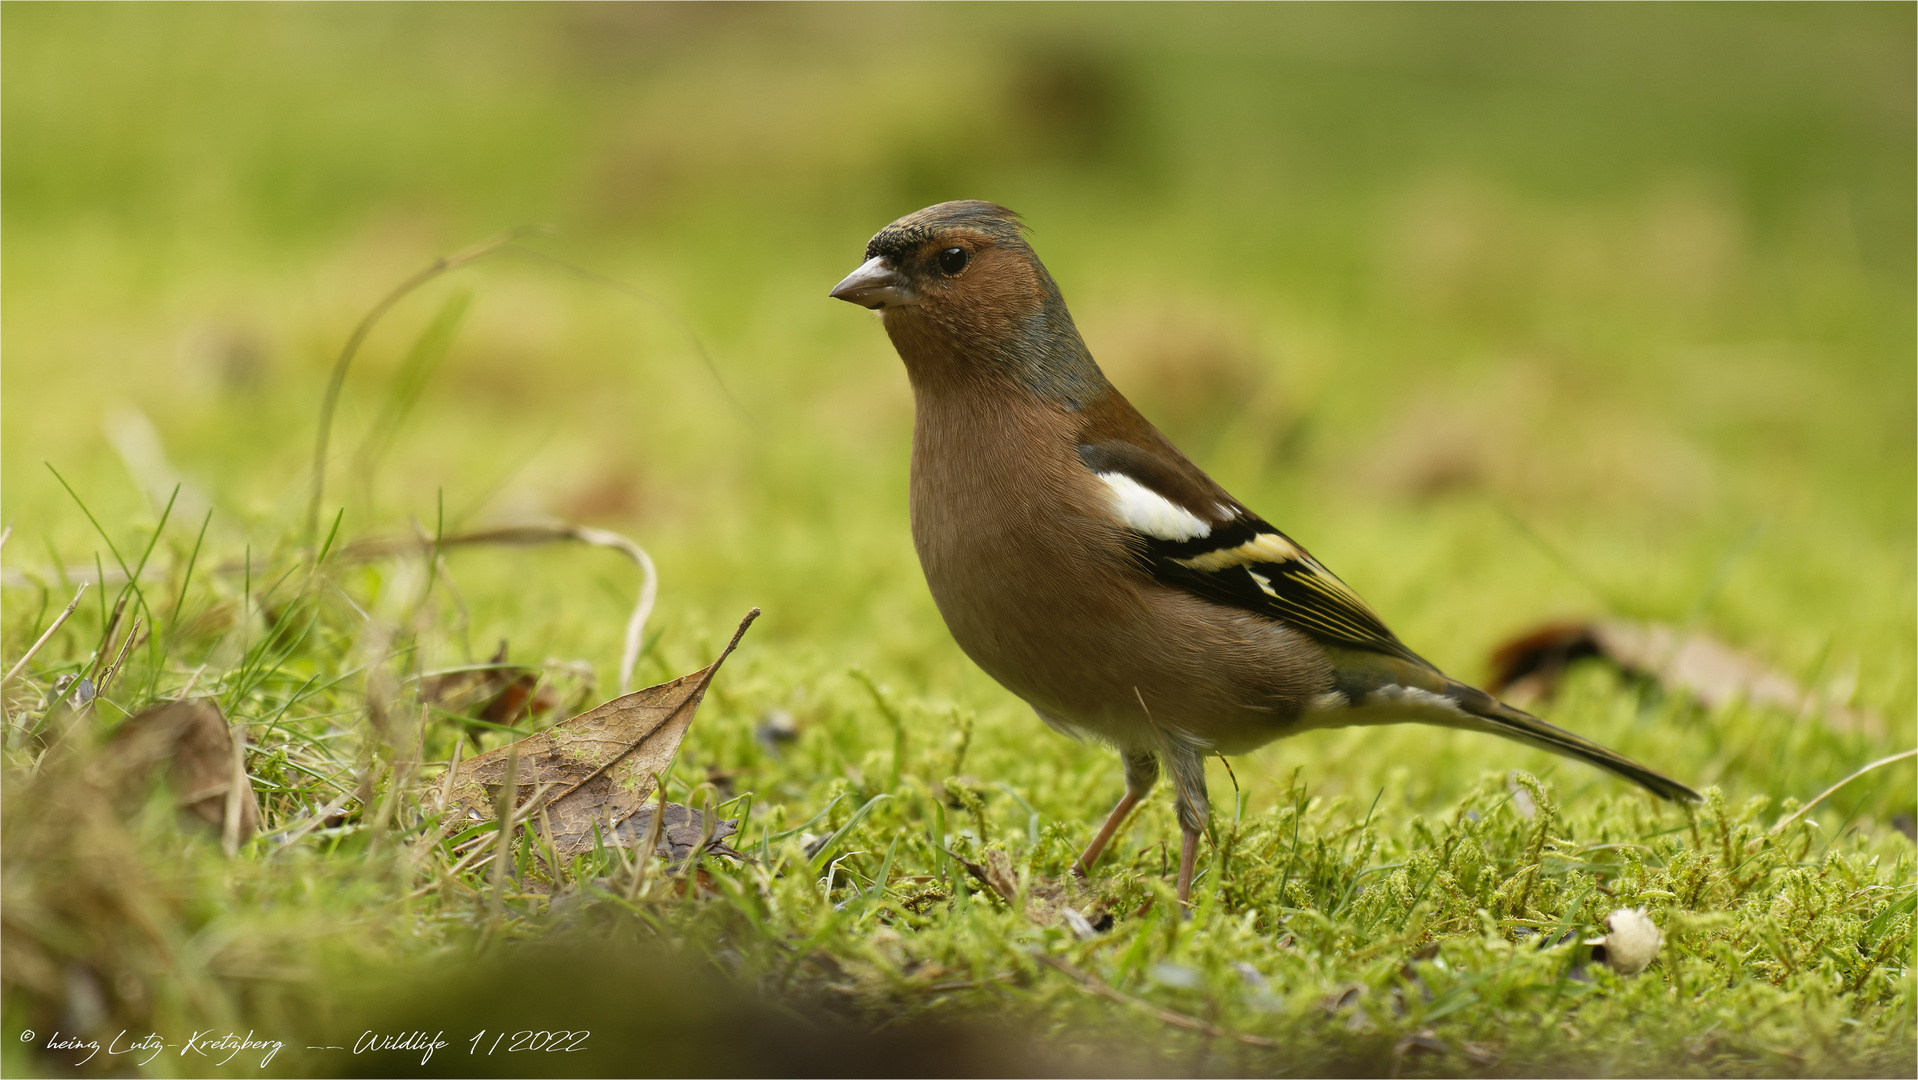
1440;679;1702;804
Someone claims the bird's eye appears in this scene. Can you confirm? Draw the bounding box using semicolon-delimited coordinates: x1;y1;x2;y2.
936;246;970;275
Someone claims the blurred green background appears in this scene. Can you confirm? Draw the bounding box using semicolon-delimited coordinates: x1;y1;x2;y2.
4;2;1912;807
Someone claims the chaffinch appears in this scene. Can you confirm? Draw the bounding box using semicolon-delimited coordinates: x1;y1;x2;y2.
831;200;1700;904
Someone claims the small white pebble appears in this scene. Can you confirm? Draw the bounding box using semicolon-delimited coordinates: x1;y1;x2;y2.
1586;907;1662;975
1148;962;1202;990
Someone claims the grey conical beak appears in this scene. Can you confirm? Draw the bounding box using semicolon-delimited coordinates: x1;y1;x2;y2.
830;257;914;310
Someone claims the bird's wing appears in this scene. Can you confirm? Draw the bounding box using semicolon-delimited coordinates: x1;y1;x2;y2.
1077;437;1436;670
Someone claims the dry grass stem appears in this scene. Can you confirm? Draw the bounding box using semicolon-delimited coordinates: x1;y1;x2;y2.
2;582;89;687
1772;749;1918;834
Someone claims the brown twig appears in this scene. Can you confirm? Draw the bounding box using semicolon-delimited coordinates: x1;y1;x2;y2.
1034;952;1276;1048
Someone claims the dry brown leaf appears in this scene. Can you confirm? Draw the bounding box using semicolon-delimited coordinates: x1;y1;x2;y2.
420;642;543;736
444;609;758;856
615;802;742;862
1460;1041;1501;1067
101;698;259;843
945;849;1004;902
1487;618;1881;737
1395;1028;1447;1058
946;848;1026;906
981;849;1020;901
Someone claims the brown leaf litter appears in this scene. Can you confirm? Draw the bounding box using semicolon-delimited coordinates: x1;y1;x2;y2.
100;698;259;846
444;609;757;859
418;641;583;740
1487;618;1881;737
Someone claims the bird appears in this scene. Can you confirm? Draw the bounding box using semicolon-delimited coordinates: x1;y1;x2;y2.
829;200;1701;905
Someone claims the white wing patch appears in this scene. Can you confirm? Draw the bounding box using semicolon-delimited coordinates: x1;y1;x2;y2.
1174;532;1305;572
1096;471;1211;541
1369;685;1468;718
1247;569;1280;598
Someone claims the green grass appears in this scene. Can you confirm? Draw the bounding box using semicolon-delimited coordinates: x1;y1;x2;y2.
3;4;1913;1076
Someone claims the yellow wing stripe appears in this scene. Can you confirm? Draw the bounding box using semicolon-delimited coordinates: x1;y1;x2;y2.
1172;530;1389;640
1144;519;1422;663
1172;532;1304;572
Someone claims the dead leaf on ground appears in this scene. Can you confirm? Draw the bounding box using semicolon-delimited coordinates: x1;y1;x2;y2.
1487;619;1881;737
944;848;1099;930
420;642;542;735
100;698;259;844
946;849;1007;903
947;849;1034;906
1395;1028;1447;1059
615;802;742;863
444;609;758;857
1460;1041;1500;1067
1320;985;1365;1014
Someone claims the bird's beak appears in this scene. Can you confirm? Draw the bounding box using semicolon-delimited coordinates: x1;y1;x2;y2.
830;257;914;310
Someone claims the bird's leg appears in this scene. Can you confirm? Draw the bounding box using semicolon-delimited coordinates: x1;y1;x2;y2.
1176;827;1202;905
1073;749;1158;878
1161;743;1210;907
1072;792;1139;880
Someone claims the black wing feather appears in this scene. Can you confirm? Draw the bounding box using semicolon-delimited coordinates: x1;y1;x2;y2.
1076;438;1435;669
1133;511;1434;670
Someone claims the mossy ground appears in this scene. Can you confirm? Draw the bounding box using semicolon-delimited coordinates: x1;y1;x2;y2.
3;5;1913;1076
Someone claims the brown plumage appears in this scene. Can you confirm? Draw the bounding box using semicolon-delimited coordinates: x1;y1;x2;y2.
832;200;1699;905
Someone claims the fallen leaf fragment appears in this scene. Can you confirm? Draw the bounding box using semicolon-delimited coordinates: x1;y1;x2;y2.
613;802;741;863
947;847;1049;911
419;642;543;733
981;849;1020;901
445;609;758;857
1487;619;1880;736
1586;907;1662;975
945;849;1009;903
1319;985;1364;1013
1460;1041;1500;1067
101;698;258;844
1395;1028;1447;1058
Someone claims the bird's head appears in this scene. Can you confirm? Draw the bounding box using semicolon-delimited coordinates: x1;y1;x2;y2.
831;201;1107;406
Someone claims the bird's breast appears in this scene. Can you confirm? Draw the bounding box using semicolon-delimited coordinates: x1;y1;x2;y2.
908;391;1138;651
